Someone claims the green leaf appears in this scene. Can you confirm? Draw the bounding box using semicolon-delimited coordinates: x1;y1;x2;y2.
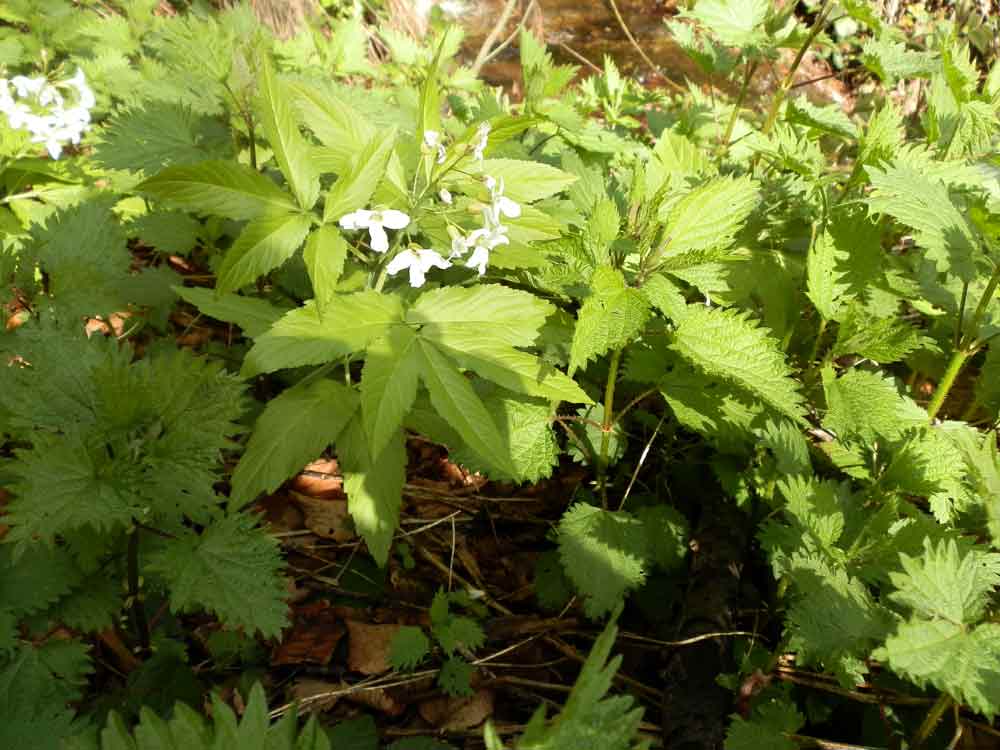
658;177;759;257
303;225;348;312
671;304;805;422
174;285;286;338
408;284;554;348
476;159;578;203
138;161;299;221
361;326;422;457
258;59;319;210
635;505;689;571
230;379;359;504
243;293;405;375
216;211;313;294
323;128;398;224
876;621;1000;719
438;657;475;698
569;266;651;373
862;35;938;86
724;698;804;750
130;211;201;256
429;329;590;404
337;415;407;566
417;339;517;478
289;81;373;175
806;229;849;321
866;162;979;281
557;504;647;618
680;0;768;48
389;627;431;671
147;513;288;638
822;366;926;443
787;99;858;140
831;307;935;364
888;539;1000;625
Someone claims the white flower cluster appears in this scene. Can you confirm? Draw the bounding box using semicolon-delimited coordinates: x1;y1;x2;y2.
0;68;95;159
336;121;522;288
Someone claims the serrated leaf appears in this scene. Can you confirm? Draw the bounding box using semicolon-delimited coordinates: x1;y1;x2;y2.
303;225;348;312
787;99;858;140
831;307;935;363
289;80;374;175
862;36;938;86
147;514;288;638
680;0;768;48
215;211;312;294
569;266;650;373
438;657;475;698
408;284;554;348
724;699;803;750
671;305;805;422
876;621;1000;719
429;329;590;404
131;211;201;256
806;229;849;322
174;286;285;338
138;161;299;221
417;339;517;478
338;415;407;566
658;176;759;257
389;627;431;671
557;504;647;618
866;162;979;281
230;379;359;504
821;366;926;443
361;326;421;457
535;549;574;611
476;159;578;203
889;538;1000;624
258;60;319;210
323;128;398;224
635;505;689;571
243;293;405;376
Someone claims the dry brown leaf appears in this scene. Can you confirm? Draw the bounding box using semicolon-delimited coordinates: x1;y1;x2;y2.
290;458;343;499
418;688;495;730
345;620;401;675
344;685;405;715
272;601;345;666
293;493;354;541
290;679;341;713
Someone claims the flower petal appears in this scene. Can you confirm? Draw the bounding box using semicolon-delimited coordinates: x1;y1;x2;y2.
498;196;521;219
385;249;415;277
339;209;371;230
466;246;489;275
368;224;389;253
379;209;411;229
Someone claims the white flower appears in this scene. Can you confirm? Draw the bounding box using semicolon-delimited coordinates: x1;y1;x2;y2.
439;188;453;205
423;129;447;164
484;175;521;223
0;68;94;160
385;247;451;287
464;225;509;276
472;121;491;161
338;208;410;253
448;233;468;260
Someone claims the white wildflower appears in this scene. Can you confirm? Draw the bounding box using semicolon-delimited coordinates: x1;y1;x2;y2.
385;247;451;287
338;208;410;253
484;175;521;223
448;233;468;260
0;68;94;159
423;129;447;164
439;188;453;205
472;121;491;161
464;224;509;276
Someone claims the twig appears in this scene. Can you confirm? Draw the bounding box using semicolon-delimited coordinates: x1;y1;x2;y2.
620;629;763;647
481;0;538;67
605;0;685;93
471;0;520;77
555;41;603;74
619;414;665;510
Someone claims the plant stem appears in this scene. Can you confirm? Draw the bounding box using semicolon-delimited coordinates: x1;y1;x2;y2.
760;0;832;138
127;526;151;657
913;693;953;748
808;318;828;366
723;59;758;150
597;348;623;509
926;348;970;422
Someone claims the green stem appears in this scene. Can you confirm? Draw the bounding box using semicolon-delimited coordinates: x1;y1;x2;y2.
127;526;150;657
913;693;953;748
965;262;1000;346
926;348;969;422
723;59;758;150
760;1;832;138
808;318;828;366
597;348;623;509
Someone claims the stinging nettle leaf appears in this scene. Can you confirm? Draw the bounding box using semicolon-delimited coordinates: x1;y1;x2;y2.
569;266;651;374
230;379;359;504
657;175;759;260
138;160;299;221
671;304;805;423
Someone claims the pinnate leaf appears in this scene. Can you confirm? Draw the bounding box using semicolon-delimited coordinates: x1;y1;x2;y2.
230;379;359;504
323;128;397;223
174;286;285;338
361;326;422;457
139;160;298;221
258;59;319;210
215;211;312;294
